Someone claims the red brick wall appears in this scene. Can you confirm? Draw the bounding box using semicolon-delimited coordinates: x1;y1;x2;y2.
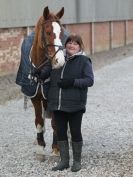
94;22;110;53
112;21;125;48
0;28;26;75
0;20;133;75
66;23;92;55
127;20;133;44
0;27;34;75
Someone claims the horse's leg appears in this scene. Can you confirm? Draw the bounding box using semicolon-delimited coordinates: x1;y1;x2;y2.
31;97;46;159
42;100;60;156
51;113;60;156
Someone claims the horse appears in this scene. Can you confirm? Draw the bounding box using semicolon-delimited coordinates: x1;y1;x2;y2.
16;6;66;160
30;6;66;160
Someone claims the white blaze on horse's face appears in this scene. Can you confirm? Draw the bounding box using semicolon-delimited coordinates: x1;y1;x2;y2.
52;22;65;69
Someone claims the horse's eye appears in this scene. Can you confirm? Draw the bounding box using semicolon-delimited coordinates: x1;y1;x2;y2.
47;32;51;36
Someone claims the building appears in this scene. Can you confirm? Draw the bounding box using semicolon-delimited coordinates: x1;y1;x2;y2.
0;0;133;75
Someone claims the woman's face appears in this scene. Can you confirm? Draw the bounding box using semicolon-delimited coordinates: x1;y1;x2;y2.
66;41;81;56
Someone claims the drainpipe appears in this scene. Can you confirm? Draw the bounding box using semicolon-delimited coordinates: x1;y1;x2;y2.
76;0;80;23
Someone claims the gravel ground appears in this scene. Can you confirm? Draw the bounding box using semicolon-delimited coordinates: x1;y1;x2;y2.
0;45;133;177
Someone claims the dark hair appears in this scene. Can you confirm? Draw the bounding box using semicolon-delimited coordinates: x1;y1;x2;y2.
65;34;84;50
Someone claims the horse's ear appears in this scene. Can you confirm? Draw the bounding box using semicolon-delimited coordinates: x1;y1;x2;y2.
56;7;64;19
43;6;50;20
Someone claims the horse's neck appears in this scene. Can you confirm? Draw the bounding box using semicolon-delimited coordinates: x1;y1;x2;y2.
31;45;46;67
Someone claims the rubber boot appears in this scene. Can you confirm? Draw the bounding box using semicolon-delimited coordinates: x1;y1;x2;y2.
71;141;82;172
52;141;69;171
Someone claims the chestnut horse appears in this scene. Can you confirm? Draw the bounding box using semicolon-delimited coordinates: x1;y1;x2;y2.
16;6;66;160
30;6;65;159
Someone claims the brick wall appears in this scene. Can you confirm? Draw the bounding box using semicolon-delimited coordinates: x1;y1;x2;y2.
0;20;133;75
126;20;133;44
93;22;110;53
66;20;133;54
112;21;125;48
0;28;26;75
66;23;92;55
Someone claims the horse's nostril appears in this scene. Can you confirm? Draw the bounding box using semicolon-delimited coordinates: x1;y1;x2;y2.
55;58;58;64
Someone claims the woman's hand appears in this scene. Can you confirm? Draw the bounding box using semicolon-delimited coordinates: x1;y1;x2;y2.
57;79;74;89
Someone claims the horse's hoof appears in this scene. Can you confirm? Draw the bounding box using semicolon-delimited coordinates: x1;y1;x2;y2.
36;154;45;162
36;145;45;160
51;148;60;156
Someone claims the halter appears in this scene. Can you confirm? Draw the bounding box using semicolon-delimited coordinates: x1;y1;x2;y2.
30;19;64;83
39;20;64;68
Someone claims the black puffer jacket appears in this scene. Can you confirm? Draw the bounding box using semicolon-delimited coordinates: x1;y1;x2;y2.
48;54;94;112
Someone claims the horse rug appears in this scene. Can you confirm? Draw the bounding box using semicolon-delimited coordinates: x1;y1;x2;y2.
16;30;69;98
16;32;50;99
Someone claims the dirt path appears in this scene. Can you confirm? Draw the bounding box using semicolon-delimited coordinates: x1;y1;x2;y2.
0;44;133;105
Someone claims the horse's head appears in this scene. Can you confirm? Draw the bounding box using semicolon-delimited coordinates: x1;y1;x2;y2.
33;6;65;69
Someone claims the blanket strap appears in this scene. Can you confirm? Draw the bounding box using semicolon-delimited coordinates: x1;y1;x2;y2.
24;95;28;110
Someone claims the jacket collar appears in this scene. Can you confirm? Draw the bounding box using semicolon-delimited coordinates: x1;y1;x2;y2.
63;49;86;60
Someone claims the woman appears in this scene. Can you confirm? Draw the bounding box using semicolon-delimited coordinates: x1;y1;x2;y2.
48;34;94;172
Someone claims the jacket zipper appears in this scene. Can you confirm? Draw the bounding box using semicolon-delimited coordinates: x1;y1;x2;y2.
58;61;67;110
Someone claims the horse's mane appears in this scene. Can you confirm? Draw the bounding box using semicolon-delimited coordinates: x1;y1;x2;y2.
33;16;44;49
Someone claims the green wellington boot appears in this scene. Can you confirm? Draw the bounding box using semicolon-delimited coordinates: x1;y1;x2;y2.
71;141;83;172
52;140;69;171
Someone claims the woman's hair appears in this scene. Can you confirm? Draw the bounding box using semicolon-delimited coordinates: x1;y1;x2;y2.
65;34;84;50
